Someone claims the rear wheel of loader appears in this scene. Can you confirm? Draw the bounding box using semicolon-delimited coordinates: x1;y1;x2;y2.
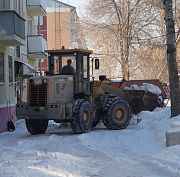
102;98;131;130
71;99;92;134
25;119;49;135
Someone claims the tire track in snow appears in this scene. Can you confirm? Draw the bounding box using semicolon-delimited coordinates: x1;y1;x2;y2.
77;128;179;177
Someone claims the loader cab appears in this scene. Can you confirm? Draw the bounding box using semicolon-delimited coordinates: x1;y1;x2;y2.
45;49;93;94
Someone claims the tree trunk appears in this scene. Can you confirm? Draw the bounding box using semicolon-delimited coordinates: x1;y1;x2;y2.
163;0;180;117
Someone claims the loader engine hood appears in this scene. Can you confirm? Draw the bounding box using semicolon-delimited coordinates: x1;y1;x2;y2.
27;75;74;106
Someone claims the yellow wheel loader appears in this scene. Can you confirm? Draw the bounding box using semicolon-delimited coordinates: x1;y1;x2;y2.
16;49;163;134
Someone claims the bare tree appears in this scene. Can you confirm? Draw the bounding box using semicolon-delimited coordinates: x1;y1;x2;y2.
82;0;162;79
80;0;180;116
130;39;168;82
163;0;180;117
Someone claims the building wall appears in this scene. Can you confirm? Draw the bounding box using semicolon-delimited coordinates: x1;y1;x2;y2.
0;0;47;133
47;12;71;50
0;45;17;109
41;16;48;41
0;106;16;133
0;45;16;104
38;59;48;73
46;0;72;50
0;0;27;133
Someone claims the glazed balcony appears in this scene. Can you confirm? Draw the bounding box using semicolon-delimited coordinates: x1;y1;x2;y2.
0;0;11;10
27;35;47;59
0;10;25;46
27;0;46;16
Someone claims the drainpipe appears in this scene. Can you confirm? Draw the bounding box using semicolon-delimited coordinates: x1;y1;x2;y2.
38;17;42;76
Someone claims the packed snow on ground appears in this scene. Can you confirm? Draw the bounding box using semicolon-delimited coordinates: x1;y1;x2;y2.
0;106;180;177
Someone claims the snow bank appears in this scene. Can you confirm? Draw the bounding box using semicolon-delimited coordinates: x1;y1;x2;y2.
167;120;180;133
171;121;180;129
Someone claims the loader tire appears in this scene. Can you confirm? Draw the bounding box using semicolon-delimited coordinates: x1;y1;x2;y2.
71;99;92;134
25;119;49;135
102;98;131;130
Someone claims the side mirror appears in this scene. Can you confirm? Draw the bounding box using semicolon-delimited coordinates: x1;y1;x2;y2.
99;75;106;81
95;58;99;69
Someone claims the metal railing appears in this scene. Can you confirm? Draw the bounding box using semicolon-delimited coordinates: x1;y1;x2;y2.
27;35;47;54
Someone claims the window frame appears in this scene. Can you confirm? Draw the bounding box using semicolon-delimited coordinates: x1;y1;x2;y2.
16;46;20;58
8;55;13;83
0;52;4;83
82;55;88;79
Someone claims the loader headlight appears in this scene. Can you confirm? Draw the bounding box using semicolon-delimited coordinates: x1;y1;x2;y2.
43;79;47;83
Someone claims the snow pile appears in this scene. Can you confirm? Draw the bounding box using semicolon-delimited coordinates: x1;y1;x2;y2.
0;107;180;176
168;120;180;133
125;83;162;96
171;121;180;129
142;83;162;95
171;121;180;128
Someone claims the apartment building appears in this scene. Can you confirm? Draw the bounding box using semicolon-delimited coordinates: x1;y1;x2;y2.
0;0;47;133
39;0;86;75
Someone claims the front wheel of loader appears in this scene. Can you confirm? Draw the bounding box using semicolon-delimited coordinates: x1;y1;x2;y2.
25;119;49;135
71;99;92;134
102;98;131;130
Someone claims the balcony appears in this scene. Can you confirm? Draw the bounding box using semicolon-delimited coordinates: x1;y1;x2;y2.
27;35;47;59
0;0;10;10
0;10;25;46
27;0;46;16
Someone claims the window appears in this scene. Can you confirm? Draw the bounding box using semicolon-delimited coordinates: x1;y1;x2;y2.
61;56;76;75
0;52;4;83
8;56;13;82
13;0;25;18
54;56;59;74
16;46;20;58
83;56;88;78
14;0;20;15
39;16;43;26
27;20;33;35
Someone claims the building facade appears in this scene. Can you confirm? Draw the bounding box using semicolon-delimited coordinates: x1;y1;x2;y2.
0;0;47;133
38;0;86;75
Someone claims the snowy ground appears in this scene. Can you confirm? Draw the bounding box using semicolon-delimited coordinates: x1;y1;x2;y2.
0;106;180;177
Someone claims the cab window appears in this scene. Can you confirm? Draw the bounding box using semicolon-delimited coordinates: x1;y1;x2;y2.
83;56;88;78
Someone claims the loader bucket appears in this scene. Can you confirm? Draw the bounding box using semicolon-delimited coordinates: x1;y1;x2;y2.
124;90;146;114
142;91;162;111
124;90;162;114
